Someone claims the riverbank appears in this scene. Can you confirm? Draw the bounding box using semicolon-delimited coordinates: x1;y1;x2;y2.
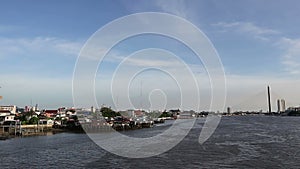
0;124;68;140
0;119;158;140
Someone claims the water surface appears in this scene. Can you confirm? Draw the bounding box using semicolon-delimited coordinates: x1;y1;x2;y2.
1;116;300;168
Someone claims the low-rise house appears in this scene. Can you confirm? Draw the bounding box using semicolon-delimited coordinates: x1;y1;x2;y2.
0;105;17;114
76;110;93;124
0;110;11;117
0;110;15;124
177;110;196;119
43;110;58;118
169;109;181;117
66;108;77;117
39;119;54;125
134;110;145;117
4;115;15;121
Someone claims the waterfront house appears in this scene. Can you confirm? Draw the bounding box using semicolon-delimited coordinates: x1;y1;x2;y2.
0;105;17;114
39;119;54;125
0;110;15;124
66;108;77;117
43;110;58;118
134;110;145;117
4;114;15;121
169;109;181;116
76;110;93;124
0;110;11;117
177;110;196;119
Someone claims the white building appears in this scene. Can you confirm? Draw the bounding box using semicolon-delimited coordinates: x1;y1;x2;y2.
4;115;15;121
0;110;15;124
0;105;17;114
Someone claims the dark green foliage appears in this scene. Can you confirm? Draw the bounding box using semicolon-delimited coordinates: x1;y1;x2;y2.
15;114;27;122
159;111;172;118
28;117;39;124
100;107;121;118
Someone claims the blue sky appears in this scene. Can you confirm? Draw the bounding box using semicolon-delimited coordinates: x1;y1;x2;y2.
1;0;300;111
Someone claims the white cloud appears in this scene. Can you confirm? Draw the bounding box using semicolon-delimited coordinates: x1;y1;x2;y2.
0;36;83;59
108;54;183;68
277;37;300;75
213;22;280;41
154;0;189;18
213;22;300;76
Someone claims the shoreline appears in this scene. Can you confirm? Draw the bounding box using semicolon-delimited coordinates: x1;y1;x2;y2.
2;115;300;141
0;128;71;141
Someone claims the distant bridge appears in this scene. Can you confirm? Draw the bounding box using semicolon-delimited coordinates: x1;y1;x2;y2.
230;86;287;112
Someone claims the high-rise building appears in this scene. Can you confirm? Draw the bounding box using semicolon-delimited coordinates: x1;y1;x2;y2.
227;107;231;114
281;99;286;112
277;99;286;113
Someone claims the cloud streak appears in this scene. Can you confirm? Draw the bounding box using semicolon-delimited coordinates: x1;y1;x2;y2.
154;0;189;18
277;37;300;75
213;22;280;41
0;36;83;59
213;21;300;76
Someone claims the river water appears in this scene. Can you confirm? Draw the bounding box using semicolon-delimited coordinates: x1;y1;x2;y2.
1;115;300;168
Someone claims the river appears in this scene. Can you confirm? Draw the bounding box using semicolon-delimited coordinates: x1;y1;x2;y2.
1;115;300;168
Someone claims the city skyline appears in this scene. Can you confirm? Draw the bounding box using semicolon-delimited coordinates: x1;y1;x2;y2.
1;1;300;111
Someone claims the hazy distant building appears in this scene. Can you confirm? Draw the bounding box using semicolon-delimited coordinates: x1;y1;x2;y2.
277;99;286;113
277;99;281;113
227;107;231;114
281;99;286;112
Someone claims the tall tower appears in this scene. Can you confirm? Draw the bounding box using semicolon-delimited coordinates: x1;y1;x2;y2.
267;86;272;113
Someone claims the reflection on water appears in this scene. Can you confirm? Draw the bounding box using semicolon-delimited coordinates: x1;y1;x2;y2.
1;116;300;168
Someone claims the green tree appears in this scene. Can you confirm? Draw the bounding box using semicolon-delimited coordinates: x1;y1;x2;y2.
28;117;39;124
15;114;27;123
100;107;120;118
159;111;171;118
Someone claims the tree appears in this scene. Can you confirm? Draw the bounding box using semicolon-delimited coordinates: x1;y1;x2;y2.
100;107;120;118
28;117;39;124
159;111;172;118
15;114;27;122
